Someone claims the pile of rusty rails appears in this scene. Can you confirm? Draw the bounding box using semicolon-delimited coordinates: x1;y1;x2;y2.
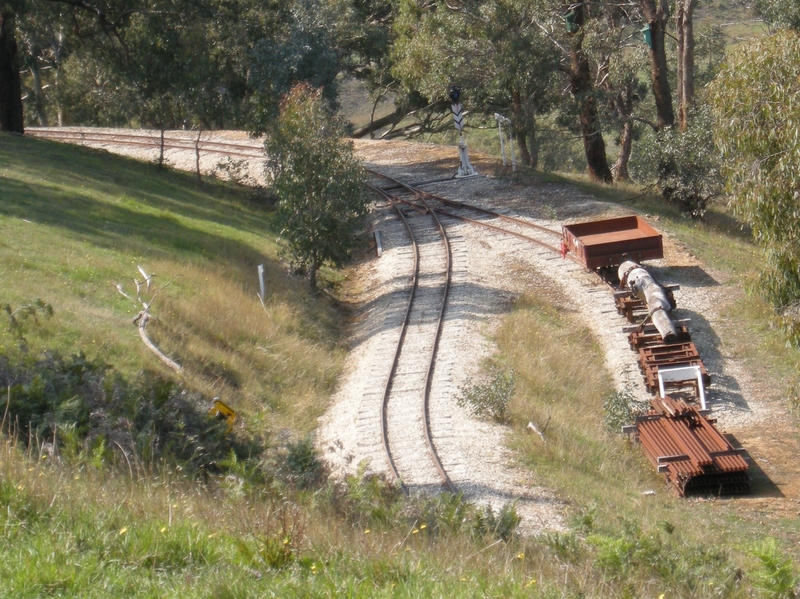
564;217;749;497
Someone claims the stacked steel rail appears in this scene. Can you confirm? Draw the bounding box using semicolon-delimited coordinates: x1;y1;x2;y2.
613;270;748;495
633;396;750;495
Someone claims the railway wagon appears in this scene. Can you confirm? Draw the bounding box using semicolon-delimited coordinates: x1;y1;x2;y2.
562;215;663;270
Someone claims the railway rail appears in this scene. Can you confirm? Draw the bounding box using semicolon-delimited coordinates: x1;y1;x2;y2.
27;128;264;159
24;127;749;497
364;180;456;494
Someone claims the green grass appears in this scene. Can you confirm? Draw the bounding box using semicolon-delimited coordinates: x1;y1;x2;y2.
0;132;343;437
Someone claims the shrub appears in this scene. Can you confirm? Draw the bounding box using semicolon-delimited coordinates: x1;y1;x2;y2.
0;348;262;475
629;106;721;218
457;367;514;424
750;538;798;599
603;389;647;435
279;436;327;490
472;502;520;542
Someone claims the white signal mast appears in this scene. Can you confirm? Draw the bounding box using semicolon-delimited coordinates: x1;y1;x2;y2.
449;86;478;178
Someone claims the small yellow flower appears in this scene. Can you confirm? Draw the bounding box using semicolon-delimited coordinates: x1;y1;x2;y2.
364;529;370;534
160;527;167;533
119;527;128;535
283;538;290;545
73;475;79;480
526;579;537;588
208;533;216;539
41;454;47;460
419;524;427;530
517;552;525;560
412;529;419;534
658;594;665;599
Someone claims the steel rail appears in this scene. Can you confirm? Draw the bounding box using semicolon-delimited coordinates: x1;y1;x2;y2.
366;183;418;493
369;172;584;264
366;168;563;240
26;129;264;159
366;182;456;495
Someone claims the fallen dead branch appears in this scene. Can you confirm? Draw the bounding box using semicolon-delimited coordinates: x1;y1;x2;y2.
120;269;182;372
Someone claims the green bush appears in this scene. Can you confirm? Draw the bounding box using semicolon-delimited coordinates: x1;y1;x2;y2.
0;348;262;475
629;106;721;218
750;538;798;599
603;389;647;435
457;367;514;424
279;436;328;490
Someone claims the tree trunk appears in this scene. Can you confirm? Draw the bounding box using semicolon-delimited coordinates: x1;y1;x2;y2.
351;109;401;138
613;89;634;182
527;120;538;169
31;63;49;126
309;255;319;291
569;24;613;183
676;0;696;130
511;90;533;167
640;0;675;129
0;9;24;134
614;119;633;182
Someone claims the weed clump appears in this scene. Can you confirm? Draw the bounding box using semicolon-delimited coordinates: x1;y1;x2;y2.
0;348;262;475
603;389;647;435
457;367;515;424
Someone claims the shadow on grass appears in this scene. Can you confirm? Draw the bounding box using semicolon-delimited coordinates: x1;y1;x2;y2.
0;177;270;277
725;433;784;498
1;134;273;239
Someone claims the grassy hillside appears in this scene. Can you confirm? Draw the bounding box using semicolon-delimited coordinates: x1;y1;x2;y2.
3;133;800;597
0;133;343;439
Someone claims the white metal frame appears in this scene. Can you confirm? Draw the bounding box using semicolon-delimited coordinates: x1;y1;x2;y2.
657;365;706;410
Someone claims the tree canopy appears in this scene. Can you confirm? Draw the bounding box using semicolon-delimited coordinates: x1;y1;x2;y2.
709;30;800;336
265;84;368;290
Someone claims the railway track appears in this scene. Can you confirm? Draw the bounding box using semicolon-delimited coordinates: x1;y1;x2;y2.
367;169;586;268
360;181;456;494
359;169;601;494
26;128;264;159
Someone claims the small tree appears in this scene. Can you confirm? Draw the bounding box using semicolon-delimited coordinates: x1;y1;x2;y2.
265;84;368;290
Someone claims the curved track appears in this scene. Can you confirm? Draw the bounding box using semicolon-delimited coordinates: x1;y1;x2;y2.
366;169;583;265
365;182;456;494
26;128;264;159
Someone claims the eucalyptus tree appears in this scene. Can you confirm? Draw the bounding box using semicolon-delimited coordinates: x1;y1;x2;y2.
391;0;560;167
709;30;800;340
265;84;368;291
0;6;24;132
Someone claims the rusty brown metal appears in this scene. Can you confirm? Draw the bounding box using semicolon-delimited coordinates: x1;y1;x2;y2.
633;396;749;496
562;216;663;270
637;341;710;393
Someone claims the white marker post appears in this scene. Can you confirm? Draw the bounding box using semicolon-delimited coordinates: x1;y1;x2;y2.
449;86;478;178
257;264;265;300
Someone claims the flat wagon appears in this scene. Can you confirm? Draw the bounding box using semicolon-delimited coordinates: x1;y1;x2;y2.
562;215;663;270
